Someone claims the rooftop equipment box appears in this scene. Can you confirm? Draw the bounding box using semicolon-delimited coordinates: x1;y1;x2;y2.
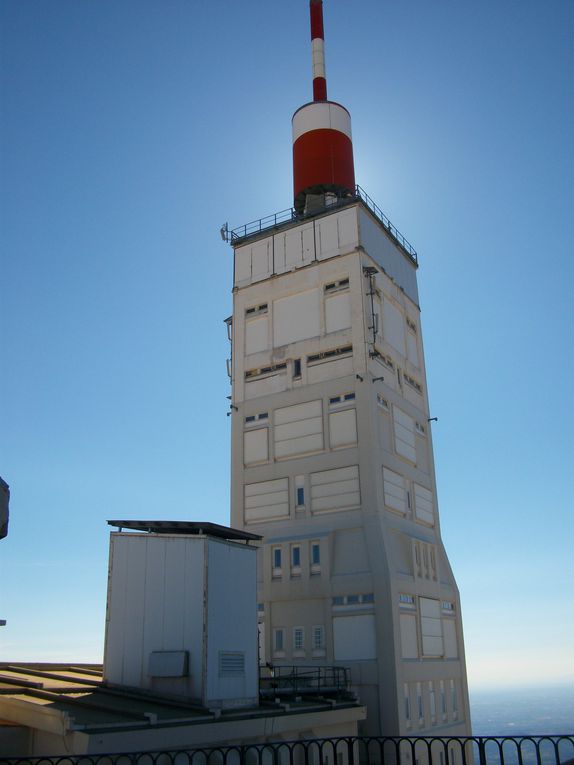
103;530;258;709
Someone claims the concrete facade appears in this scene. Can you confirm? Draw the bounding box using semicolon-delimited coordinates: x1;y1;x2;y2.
228;200;472;736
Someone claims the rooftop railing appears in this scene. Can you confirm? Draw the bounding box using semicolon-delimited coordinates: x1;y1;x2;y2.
228;185;418;264
3;735;573;765
259;664;350;698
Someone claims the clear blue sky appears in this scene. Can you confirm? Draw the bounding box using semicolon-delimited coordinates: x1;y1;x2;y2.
1;1;573;691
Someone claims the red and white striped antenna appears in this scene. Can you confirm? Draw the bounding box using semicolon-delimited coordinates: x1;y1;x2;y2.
292;0;356;212
310;0;327;101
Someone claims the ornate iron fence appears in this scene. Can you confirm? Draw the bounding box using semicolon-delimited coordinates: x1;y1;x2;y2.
1;736;573;765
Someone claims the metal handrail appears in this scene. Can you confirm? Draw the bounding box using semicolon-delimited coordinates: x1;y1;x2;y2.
4;735;574;765
228;185;418;264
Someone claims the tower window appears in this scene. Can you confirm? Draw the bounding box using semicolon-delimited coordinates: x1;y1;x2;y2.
293;627;305;652
307;345;352;365
273;628;284;653
313;625;325;650
311;541;321;568
291;544;301;573
293;358;302;378
417;682;424;721
295;475;305;509
245;362;287;380
272;547;282;577
324;277;349;293
297;487;305;506
245;303;268;317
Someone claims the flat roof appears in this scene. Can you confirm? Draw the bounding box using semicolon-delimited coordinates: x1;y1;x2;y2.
0;664;362;737
107;520;261;542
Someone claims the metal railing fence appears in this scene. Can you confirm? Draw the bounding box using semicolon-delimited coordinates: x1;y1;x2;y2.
259;664;350;697
2;735;573;765
229;186;418;264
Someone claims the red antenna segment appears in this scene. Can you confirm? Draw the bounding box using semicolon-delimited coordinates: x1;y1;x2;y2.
310;0;327;101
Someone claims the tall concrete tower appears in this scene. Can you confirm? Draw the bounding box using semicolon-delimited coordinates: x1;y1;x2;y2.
228;1;471;738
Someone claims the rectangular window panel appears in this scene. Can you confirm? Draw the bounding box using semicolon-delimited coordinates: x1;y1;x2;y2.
244;478;289;523
400;613;418;658
393;406;416;463
404;683;411;723
325;291;351;333
293;627;305;652
274;399;323;459
273;290;321;347
329;408;357;448
417;682;424;720
443;618;458;658
383;467;407;514
313;625;325;650
311;542;321;566
310;465;360;513
333;614;376;660
272;547;282;571
291;545;301;569
420;597;444;657
274;628;284;652
407;331;419;367
243;428;268;465
383;297;406;355
414;483;434;525
429;682;436;722
245;315;269;355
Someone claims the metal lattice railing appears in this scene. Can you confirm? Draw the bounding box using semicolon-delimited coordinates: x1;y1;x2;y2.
2;735;573;765
228;186;418;264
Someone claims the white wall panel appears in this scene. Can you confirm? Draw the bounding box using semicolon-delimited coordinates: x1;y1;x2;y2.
443;619;458;658
393;407;416;463
245;316;269;355
244;428;268;465
205;539;258;707
383;298;406;355
274;400;323;459
325;292;351;333
333;614;376;660
235;247;252;286
420;597;443;657
251;239;272;282
244;372;287;400
329;408;357;448
316;215;339;260
414;483;434;525
357;208;419;305
307;355;354;384
244;478;289;523
407;331;419;367
383;467;407;514
273;290;320;347
310;465;360;513
332;528;369;575
400;613;419;658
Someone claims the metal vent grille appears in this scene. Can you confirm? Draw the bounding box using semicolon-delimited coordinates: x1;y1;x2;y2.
218;651;245;677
